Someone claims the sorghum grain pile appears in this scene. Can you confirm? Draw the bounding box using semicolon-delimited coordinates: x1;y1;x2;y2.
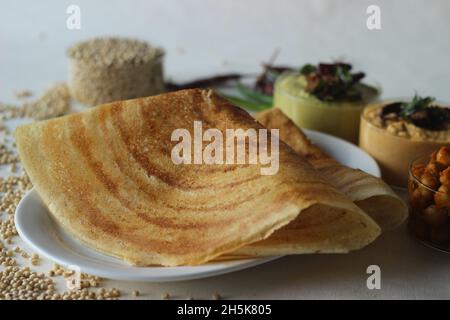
68;37;164;106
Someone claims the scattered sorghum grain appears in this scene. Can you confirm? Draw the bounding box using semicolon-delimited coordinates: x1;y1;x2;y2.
67;37;164;106
0;266;55;300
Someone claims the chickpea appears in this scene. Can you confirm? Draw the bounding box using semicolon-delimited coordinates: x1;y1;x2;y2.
429;225;450;244
424;162;440;177
436;147;450;167
434;184;450;209
411;187;433;209
420;173;440;190
440;167;450;186
411;164;425;180
422;205;448;227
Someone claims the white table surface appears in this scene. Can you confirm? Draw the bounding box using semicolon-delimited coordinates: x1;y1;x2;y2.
2;0;450;300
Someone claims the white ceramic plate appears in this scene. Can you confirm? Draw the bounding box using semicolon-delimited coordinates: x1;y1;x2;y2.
15;129;380;282
303;129;381;177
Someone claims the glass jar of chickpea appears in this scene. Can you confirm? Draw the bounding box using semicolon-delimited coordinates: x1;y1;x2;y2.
408;147;450;246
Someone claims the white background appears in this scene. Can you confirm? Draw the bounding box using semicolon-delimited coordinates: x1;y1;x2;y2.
1;0;450;101
1;0;450;299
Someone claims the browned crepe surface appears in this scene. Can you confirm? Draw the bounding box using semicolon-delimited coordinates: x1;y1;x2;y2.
254;108;407;232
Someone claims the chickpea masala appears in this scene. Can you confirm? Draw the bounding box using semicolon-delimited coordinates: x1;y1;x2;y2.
409;146;450;245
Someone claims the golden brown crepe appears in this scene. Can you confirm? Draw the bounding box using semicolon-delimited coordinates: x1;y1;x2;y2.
254;108;407;232
16;89;380;266
235;202;381;256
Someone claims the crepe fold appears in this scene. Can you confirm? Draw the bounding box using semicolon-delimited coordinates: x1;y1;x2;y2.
16;89;380;266
254;108;407;232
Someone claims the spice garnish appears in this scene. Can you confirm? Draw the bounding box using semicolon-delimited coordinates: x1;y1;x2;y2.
300;62;368;102
381;94;450;130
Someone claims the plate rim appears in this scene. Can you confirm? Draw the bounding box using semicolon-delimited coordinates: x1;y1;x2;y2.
302;128;381;177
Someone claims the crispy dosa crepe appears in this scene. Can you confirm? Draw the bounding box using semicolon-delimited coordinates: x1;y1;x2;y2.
254;108;407;231
16;89;380;266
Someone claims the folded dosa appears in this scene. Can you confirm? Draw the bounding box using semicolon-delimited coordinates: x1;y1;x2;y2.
254;108;407;232
16;89;380;266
